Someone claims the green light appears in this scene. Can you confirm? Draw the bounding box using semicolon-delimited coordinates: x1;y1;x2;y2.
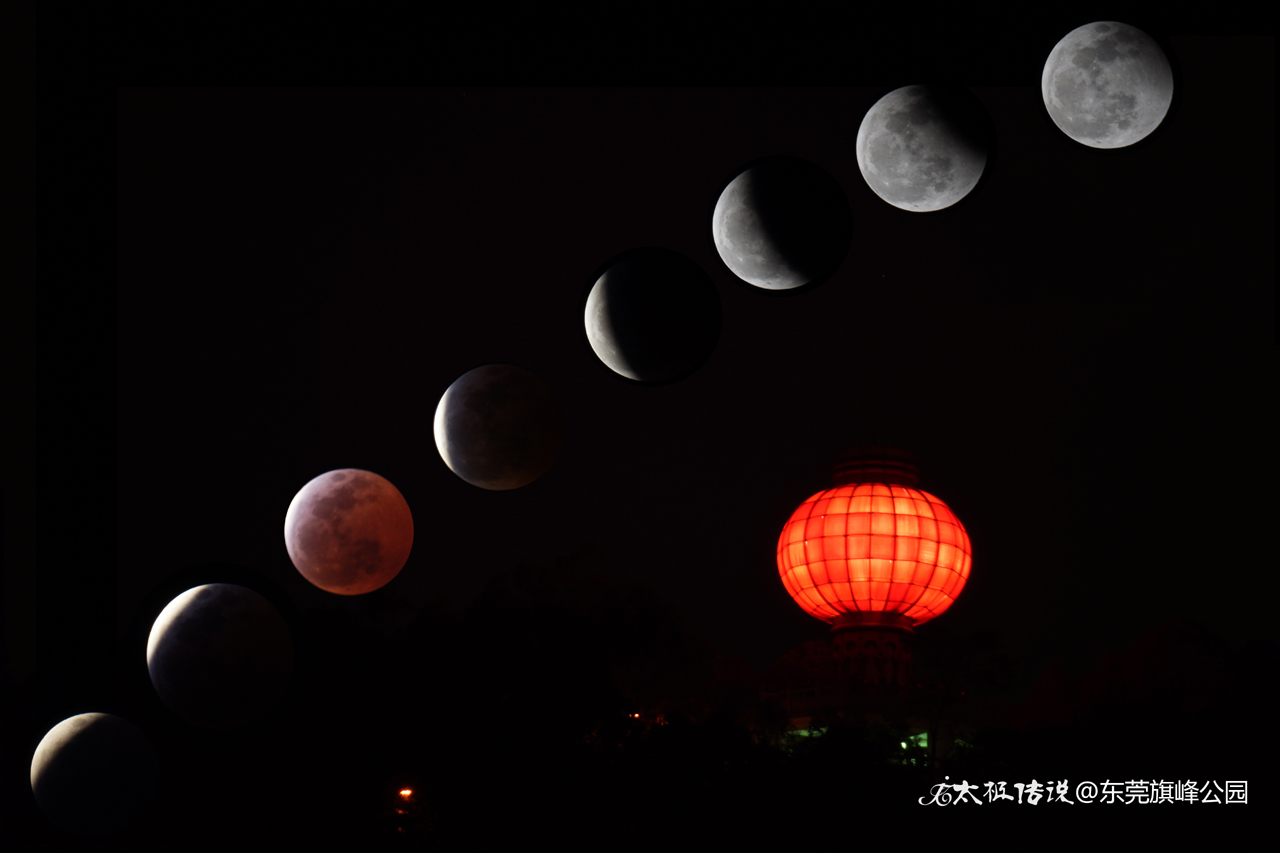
789;727;827;738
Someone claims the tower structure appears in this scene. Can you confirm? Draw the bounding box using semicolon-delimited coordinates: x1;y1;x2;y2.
776;447;972;687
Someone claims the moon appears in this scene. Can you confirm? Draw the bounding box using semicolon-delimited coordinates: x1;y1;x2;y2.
147;584;294;728
856;85;991;212
30;713;158;835
584;248;721;383
434;363;562;490
1042;21;1174;149
712;156;852;291
284;469;414;594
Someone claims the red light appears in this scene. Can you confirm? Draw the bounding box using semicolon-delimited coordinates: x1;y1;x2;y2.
777;478;971;626
399;789;413;799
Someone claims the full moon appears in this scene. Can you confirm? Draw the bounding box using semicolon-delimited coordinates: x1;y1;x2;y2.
434;363;562;490
1041;21;1174;149
147;584;294;728
712;156;852;291
285;469;414;594
584;248;721;383
30;713;158;835
856;86;991;212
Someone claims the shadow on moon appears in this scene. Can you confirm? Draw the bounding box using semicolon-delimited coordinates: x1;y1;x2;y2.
857;85;995;213
709;155;852;295
124;564;304;737
30;713;158;835
580;247;722;385
434;363;563;491
285;469;415;594
147;583;295;729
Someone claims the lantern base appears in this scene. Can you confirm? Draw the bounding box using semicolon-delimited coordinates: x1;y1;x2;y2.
830;612;914;687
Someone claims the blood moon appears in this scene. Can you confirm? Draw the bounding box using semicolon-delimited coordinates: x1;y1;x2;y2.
284;469;414;595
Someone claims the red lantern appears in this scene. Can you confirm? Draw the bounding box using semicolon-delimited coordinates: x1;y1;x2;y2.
777;448;971;630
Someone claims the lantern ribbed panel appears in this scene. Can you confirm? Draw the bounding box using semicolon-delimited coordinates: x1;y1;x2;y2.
777;482;971;625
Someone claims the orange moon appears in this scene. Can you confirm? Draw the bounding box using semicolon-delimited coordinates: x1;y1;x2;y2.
284;469;414;595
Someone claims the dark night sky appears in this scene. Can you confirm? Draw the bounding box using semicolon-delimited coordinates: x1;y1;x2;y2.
9;17;1277;846
112;64;1276;672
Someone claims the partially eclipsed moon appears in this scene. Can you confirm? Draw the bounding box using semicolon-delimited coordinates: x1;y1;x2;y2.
434;363;562;490
147;584;294;728
712;156;852;291
583;248;721;383
284;469;414;594
30;713;158;835
1041;21;1174;149
856;85;991;212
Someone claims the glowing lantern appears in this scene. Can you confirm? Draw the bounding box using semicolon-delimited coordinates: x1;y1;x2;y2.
776;447;972;685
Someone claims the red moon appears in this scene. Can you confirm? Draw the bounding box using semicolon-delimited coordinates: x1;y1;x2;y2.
284;469;414;595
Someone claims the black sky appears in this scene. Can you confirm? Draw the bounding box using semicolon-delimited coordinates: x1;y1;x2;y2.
111;69;1276;673
9;18;1277;845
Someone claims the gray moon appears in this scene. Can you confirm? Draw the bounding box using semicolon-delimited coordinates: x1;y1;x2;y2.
712;156;852;290
30;713;158;835
434;363;562;490
147;584;294;728
1041;21;1173;149
584;248;721;383
856;86;991;212
284;468;414;594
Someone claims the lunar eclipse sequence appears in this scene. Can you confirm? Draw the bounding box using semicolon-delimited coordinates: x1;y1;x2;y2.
37;23;1184;836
